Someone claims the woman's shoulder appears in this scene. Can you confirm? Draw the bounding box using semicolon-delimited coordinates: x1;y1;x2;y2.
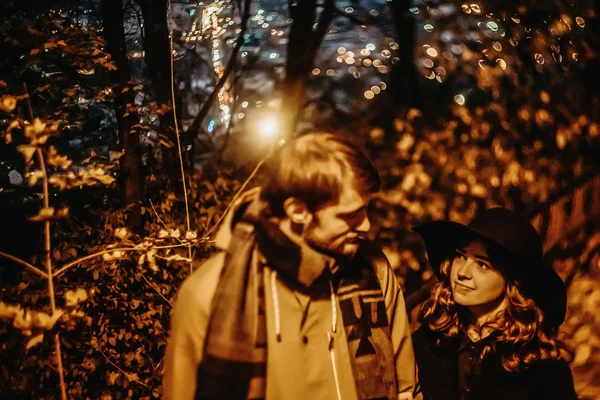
526;358;578;399
412;324;456;351
529;358;573;378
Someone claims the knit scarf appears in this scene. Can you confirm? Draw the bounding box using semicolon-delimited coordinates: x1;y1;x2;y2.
195;199;397;400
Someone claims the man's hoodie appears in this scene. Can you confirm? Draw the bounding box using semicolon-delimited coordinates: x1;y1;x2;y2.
162;189;421;400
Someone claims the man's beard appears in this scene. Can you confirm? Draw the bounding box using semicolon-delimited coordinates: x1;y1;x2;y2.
304;233;358;261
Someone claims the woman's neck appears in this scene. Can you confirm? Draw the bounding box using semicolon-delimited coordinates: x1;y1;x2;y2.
466;295;509;341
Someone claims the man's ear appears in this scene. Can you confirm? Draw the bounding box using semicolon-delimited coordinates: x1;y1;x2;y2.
283;197;313;225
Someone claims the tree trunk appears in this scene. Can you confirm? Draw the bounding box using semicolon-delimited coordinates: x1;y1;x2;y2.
389;0;419;109
134;0;181;170
101;0;143;230
280;0;334;138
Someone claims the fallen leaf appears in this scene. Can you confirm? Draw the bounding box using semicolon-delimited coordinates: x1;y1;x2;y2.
65;288;88;307
26;333;44;349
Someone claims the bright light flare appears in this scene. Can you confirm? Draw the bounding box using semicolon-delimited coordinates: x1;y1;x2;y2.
257;114;280;141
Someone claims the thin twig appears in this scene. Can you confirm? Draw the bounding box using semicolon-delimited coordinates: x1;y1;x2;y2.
149;199;169;231
53;247;141;278
168;0;194;276
24;82;67;400
0;251;48;279
155;356;165;371
98;347;150;388
149;199;184;245
53;242;203;279
204;154;269;238
141;274;174;307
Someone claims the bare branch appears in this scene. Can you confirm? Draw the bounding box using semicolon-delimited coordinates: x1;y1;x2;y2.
141;274;174;307
97;346;150;388
0;251;48;279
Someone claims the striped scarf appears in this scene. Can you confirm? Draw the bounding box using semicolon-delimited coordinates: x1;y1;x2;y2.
195;200;397;399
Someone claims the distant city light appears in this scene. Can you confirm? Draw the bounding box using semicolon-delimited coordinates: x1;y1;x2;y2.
454;94;466;105
487;21;499;31
366;43;376;51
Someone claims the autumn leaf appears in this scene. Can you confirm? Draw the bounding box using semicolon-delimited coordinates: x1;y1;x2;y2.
33;118;46;134
1;96;17;112
29;207;55;222
32;309;64;329
48;175;67;189
164;254;191;262
0;301;22;319
114;228;128;239
65;288;88;307
26;333;44;350
107;371;120;385
185;231;198;240
102;251;123;262
124;372;140;382
55;208;70;219
93;174;116;185
17;145;37;163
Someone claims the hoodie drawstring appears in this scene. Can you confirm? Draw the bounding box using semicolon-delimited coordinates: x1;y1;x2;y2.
328;281;342;400
269;270;342;400
270;270;282;342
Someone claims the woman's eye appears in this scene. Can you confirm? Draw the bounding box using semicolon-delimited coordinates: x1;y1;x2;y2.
478;262;489;270
456;253;467;260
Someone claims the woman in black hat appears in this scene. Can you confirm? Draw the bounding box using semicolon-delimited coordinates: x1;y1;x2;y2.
411;207;577;400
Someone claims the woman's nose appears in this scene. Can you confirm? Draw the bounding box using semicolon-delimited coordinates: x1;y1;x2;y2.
457;262;473;279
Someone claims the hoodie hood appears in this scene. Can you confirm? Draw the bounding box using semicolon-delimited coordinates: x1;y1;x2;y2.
212;187;336;289
213;187;264;251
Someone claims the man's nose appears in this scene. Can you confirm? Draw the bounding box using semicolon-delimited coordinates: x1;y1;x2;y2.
355;215;371;233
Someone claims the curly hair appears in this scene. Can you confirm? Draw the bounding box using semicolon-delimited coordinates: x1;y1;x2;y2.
420;259;571;372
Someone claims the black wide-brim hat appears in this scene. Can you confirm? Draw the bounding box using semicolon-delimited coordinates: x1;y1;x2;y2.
413;207;567;330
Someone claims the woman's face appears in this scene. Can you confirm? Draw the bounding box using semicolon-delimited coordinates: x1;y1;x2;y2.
450;241;507;309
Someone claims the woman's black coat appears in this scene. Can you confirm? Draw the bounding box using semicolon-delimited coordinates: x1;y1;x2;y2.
412;325;578;400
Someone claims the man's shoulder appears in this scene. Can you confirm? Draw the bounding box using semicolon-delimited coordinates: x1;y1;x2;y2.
176;251;226;309
357;238;393;281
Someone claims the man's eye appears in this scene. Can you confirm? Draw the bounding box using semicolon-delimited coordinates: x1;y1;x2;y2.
456;253;467;260
478;262;489;270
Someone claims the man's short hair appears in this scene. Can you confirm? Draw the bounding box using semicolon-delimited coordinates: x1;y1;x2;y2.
260;132;381;217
